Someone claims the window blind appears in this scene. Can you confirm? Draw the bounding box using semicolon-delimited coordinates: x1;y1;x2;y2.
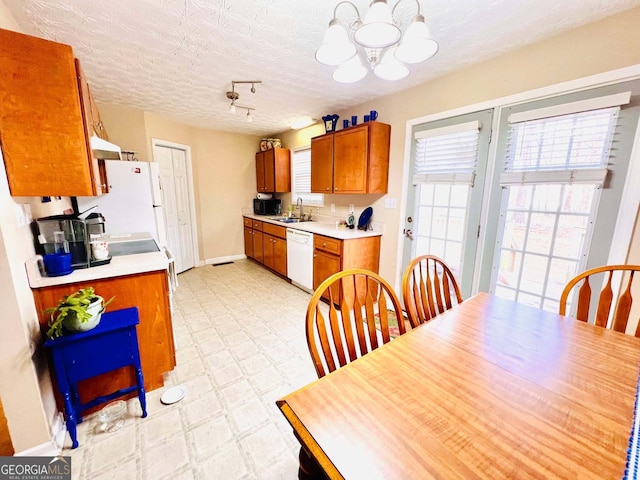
500;107;619;187
292;148;323;206
293;148;311;192
413;121;480;186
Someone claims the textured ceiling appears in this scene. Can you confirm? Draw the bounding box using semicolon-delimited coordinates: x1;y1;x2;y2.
5;0;640;136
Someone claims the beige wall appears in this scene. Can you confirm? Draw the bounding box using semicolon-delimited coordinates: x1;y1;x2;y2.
0;1;58;452
280;6;640;286
99;104;148;160
192;129;260;260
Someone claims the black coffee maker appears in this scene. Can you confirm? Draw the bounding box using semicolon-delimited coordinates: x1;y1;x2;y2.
35;216;91;269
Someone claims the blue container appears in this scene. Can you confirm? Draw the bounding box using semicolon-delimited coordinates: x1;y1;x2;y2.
43;253;73;276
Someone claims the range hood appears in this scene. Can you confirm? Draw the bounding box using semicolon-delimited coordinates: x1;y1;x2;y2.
90;136;122;160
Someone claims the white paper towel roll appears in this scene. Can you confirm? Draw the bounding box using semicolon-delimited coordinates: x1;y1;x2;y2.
257;193;273;200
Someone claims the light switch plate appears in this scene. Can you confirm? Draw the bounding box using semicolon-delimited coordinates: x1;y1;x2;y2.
384;198;397;209
14;203;26;227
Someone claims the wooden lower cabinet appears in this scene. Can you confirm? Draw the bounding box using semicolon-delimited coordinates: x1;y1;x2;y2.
264;234;287;276
243;217;264;262
32;269;175;414
244;217;287;277
253;230;264;263
313;234;381;302
244;226;254;257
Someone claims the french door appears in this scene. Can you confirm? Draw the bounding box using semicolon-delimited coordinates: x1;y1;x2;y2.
402;79;640;314
402;109;493;298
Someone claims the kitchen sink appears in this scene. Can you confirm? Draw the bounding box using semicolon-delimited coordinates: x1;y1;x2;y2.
269;217;313;223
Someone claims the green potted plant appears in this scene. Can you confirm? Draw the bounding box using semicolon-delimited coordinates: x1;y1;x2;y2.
45;287;114;339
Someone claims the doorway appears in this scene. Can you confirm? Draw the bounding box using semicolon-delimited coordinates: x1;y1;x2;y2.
152;139;198;274
400;78;640;313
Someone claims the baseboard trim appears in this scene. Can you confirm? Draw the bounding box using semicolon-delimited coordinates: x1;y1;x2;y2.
204;254;247;265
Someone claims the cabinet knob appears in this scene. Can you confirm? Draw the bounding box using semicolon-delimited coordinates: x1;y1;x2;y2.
323;242;327;247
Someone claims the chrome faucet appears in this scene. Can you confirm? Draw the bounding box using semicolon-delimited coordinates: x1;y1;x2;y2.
296;197;304;220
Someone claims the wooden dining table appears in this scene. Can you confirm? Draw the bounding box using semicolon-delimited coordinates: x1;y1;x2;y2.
276;292;640;479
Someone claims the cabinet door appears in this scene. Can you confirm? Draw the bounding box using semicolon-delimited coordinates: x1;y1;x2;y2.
273;148;291;192
334;125;368;194
253;231;264;264
263;234;275;269
263;149;276;192
244;227;254;258
311;135;334;193
76;59;108;195
314;249;342;301
256;152;266;192
273;237;287;276
0;29;94;196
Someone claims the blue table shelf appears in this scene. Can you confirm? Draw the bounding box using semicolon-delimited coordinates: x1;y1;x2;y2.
44;307;147;448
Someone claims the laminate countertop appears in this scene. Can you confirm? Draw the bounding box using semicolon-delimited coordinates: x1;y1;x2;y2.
242;213;383;240
26;232;170;289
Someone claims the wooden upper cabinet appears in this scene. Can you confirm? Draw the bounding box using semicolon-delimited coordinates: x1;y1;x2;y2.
256;148;291;193
311;134;334;193
334;125;368;193
76;59;108;195
0;28;107;196
311;121;391;194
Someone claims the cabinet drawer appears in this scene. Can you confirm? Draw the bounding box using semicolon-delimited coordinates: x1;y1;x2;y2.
252;220;264;231
263;222;286;239
244;217;252;228
314;235;341;255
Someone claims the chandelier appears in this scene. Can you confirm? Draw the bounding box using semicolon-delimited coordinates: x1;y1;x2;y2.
315;0;438;83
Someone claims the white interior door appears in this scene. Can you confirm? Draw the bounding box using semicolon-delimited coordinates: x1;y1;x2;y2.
171;148;195;272
153;144;195;273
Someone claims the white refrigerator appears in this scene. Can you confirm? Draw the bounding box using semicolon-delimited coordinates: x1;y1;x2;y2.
76;160;167;246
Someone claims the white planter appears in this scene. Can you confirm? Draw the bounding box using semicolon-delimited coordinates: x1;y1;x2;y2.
63;295;104;332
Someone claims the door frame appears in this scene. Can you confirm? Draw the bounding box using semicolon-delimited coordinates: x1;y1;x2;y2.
395;64;640;294
151;138;200;267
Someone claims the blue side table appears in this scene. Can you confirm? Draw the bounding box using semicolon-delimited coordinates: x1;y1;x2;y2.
44;307;147;448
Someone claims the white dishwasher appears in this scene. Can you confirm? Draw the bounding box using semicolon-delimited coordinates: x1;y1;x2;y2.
286;228;314;292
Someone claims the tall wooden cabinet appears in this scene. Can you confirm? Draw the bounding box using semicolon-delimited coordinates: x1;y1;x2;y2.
311;121;391;194
0;28;108;196
256;148;291;193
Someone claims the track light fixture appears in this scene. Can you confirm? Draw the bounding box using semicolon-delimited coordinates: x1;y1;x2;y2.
226;80;262;120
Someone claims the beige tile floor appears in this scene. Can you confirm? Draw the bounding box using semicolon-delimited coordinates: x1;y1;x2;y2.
64;259;319;479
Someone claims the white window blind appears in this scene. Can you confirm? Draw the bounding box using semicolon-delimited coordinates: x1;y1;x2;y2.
292;148;323;206
413;121;480;186
500;107;620;187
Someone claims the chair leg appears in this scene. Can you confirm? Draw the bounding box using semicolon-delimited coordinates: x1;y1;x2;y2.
298;446;326;479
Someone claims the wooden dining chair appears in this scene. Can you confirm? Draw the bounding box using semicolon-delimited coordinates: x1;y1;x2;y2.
402;254;463;328
306;268;407;378
559;264;640;336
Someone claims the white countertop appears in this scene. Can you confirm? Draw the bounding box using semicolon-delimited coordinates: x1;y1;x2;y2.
242;213;383;240
26;233;170;289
